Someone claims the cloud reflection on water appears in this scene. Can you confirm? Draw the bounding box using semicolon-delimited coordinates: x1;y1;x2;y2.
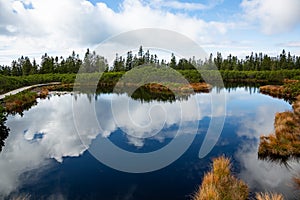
234;101;300;198
0;92;211;196
0;88;297;198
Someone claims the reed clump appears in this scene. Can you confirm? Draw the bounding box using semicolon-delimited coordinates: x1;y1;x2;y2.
192;156;285;200
260;85;286;98
256;192;284;200
193;156;249;200
259;80;300;100
259;95;300;159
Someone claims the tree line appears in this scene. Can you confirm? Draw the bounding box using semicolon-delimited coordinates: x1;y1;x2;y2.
1;47;300;76
0;49;108;76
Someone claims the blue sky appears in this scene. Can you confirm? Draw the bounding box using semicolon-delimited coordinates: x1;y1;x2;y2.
0;0;300;65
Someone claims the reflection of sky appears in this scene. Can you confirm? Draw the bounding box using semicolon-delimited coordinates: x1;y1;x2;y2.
0;88;297;198
0;92;208;196
227;89;300;198
232;98;300;199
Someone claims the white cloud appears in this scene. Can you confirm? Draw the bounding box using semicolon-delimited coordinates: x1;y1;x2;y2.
0;0;232;65
1;0;298;66
237;105;283;139
241;0;300;34
235;94;291;139
146;0;224;11
235;143;300;198
279;41;300;48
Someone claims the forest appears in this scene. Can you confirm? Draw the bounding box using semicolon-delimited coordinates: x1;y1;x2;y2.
1;46;300;96
1;46;300;76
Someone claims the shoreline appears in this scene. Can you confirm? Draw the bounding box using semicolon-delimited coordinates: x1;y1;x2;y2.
0;82;61;100
258;81;300;161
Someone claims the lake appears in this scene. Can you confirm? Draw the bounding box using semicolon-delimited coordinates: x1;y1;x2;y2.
1;86;299;199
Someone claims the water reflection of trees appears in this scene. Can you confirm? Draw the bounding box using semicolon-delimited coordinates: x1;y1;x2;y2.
215;82;261;94
72;85;194;103
73;81;268;102
0;106;9;153
130;86;187;103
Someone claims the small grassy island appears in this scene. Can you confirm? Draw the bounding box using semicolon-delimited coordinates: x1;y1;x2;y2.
259;81;300;161
258;80;300;195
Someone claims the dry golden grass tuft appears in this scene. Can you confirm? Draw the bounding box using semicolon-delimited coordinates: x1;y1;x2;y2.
38;88;49;98
258;95;300;159
256;192;284;200
293;176;300;189
259;85;286;98
10;194;31;200
193;156;248;200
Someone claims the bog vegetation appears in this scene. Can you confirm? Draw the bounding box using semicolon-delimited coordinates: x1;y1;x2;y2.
1;47;300;95
259;94;300;161
258;78;300;161
193;156;248;200
193;156;283;200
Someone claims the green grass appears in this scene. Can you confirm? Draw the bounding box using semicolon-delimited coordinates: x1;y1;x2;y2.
2;70;300;95
283;81;300;99
0;74;75;94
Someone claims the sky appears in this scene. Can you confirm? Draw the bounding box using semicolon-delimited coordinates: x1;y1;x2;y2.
0;0;300;65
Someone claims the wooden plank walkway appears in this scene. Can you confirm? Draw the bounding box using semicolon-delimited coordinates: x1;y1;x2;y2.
0;82;61;100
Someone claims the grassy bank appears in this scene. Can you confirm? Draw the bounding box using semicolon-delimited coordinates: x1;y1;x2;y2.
0;74;75;94
258;79;300;161
1;88;50;115
3;91;38;114
0;88;50;152
2;69;300;95
260;80;300;100
259;94;300;160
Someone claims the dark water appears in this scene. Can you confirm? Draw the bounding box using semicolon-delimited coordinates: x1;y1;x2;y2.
1;87;299;199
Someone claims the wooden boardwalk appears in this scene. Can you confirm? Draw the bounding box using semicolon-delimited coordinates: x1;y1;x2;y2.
0;82;61;100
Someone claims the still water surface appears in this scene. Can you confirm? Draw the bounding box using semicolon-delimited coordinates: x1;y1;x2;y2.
1;87;299;199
